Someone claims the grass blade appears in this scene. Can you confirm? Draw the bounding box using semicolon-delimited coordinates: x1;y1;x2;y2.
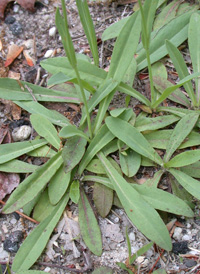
0;160;39;173
166;150;200;168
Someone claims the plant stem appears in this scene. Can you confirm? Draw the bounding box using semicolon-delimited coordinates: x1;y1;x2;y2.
146;47;156;104
74;67;93;139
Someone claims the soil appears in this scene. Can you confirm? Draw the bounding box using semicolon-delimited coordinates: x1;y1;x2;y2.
0;0;200;274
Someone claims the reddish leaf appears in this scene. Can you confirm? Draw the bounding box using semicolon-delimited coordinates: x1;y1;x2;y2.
0;0;36;19
0;172;20;200
4;44;24;67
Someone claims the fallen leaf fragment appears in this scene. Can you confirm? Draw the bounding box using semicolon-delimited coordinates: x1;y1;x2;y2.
4;44;24;67
0;172;20;200
0;39;2;51
23;39;36;66
0;0;36;19
8;70;21;80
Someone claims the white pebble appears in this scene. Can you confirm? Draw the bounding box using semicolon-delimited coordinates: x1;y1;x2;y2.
13;4;20;12
173;227;183;241
0;247;9;260
12;125;32;141
49;27;56;37
10;218;17;225
44;49;54;58
129;232;135;241
182;234;192;241
44;267;51;272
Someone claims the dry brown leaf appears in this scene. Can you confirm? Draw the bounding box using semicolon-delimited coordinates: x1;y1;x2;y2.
11;103;22;120
8;70;21;80
4;44;24;67
0;39;2;51
23;39;36;66
0;126;9;144
0;172;20;200
0;0;36;19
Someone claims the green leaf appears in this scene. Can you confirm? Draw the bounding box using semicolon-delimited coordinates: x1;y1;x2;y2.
0;78;80;103
15;101;70;127
59;125;90;142
116;262;133;274
62;136;87;173
188;13;200;104
15;271;47;274
98;152;171;251
33;189;56;222
76;0;99;66
153;76;191;108
93;183;113;218
165;39;196;106
135;115;179;132
78;188;102;256
69;180;80;204
0;160;39;173
180;161;200;178
27;145;56;158
86;158;106;174
153;270;167;274
107;12;141;82
92;267;113;274
30;114;61;150
105;117;163;165
0;139;47;164
48;165;71;205
152;73;200;109
119;149;141;177
133;185;194;217
11;194;69;272
3;151;63;214
129;242;153;264
169;168;200;200
144;170;163;188
78;124;114;175
136;11;195;72
83;175;113;190
166;150;200;168
123;58;137;87
164;112;199;162
152;62;168;79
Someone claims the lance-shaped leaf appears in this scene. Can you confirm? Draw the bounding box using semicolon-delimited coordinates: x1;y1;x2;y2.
30;114;60;150
33;189;56;222
107;12;141;82
164;112;199;162
15;271;47;274
165;40;196;106
152;73;200;109
133;185;193;217
62;136;87;173
78;188;102;256
119;149;141;177
69;180;80;204
0;160;39;173
11;194;69;272
144;170;164;188
78;124;114;175
105;117;163;165
165;150;200;168
153;76;190;108
93;183;113;218
27;145;56;158
0;139;47;164
0;78;80;103
180;161;200;178
98;152;171;251
15;101;70;127
135;115;179;132
169;168;200;200
188;13;200;103
48;165;71;205
3;152;63;214
76;0;99;66
59;125;90;142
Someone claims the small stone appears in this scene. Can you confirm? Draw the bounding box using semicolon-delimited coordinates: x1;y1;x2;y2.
129;232;135;241
49;26;56;37
9;21;23;36
44;267;51;272
185;259;197;268
114;217;119;223
3;231;24;253
12;125;32;141
5;16;16;24
0;247;9;260
44;49;54;58
13;4;20;13
182;234;191;241
135;256;145;264
172;241;189;254
173;227;183;241
10;218;17;225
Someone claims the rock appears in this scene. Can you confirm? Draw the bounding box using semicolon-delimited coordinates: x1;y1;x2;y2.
172;241;189;254
44;49;54;58
129;232;135;241
182;234;192;241
185;259;197;268
13;4;20;13
3;231;24;253
0;247;9;260
5;16;16;25
173;227;183;241
49;26;56;37
12;125;32;141
9;21;23;36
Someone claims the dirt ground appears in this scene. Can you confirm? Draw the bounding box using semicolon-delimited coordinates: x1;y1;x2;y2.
0;0;200;273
